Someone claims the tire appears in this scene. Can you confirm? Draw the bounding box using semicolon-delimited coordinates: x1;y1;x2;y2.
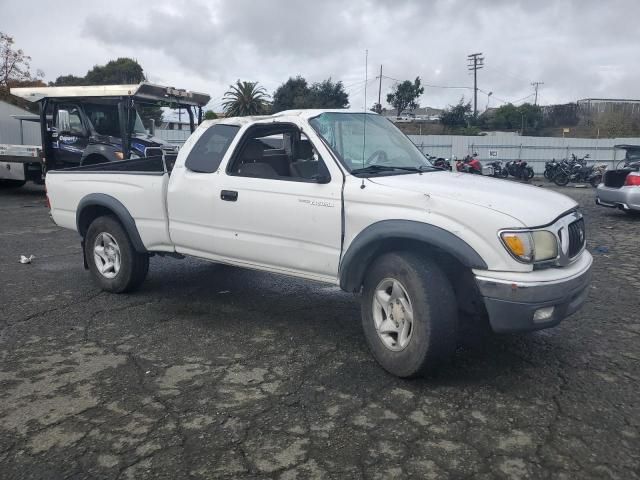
589;175;602;188
361;252;457;378
84;215;149;293
499;168;508;178
544;169;551;180
554;172;569;186
0;179;27;188
525;167;534;180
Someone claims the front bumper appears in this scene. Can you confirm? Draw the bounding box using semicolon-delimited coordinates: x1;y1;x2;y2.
474;251;593;333
596;185;640;212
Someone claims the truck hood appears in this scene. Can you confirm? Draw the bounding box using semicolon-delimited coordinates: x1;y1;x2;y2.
369;171;577;227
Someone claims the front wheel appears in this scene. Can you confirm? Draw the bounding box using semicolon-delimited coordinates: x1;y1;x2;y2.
361;252;457;378
85;215;149;293
554;172;569;186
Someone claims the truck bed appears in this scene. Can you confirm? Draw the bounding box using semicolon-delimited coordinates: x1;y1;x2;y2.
45;156;174;251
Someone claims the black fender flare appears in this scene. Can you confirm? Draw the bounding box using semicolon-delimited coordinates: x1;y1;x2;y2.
76;193;147;253
81;144;119;165
339;220;487;292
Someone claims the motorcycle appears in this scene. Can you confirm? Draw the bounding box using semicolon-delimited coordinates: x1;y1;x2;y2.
486;160;508;178
425;153;453;171
505;160;534;180
456;154;482;174
553;159;606;187
544;159;561;180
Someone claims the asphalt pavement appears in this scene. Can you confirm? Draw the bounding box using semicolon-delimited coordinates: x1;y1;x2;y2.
1;182;639;479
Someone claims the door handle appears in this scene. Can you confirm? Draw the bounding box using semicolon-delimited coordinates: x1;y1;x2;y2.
221;190;238;202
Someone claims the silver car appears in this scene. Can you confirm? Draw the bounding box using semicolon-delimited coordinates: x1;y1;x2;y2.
596;145;640;214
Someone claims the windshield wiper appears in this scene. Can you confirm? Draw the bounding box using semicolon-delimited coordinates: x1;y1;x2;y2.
351;165;435;175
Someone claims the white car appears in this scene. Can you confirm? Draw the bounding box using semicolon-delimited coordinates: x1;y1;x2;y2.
46;110;592;377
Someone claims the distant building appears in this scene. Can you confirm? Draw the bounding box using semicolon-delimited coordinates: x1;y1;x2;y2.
577;98;640;116
157;120;193;131
381;106;443;122
0;99;41;145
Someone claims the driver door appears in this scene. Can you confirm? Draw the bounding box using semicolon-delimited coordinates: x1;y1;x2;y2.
53;104;89;167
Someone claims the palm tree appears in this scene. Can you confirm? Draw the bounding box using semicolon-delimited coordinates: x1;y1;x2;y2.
222;80;270;116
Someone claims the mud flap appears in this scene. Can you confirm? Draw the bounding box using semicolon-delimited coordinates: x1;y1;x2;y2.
81;238;88;270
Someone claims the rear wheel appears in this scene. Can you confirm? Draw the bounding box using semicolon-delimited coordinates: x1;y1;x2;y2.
554;172;569;186
525;167;534;179
85;215;149;293
361;252;457;378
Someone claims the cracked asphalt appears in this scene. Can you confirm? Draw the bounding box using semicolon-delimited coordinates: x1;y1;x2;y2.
1;182;639;480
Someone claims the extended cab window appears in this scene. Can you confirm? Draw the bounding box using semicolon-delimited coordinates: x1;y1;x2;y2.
185;124;239;173
228;125;330;182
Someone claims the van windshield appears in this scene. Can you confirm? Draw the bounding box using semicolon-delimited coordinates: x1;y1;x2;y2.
309;112;435;175
84;103;147;137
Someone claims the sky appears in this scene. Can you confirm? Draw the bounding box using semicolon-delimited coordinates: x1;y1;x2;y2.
1;0;637;114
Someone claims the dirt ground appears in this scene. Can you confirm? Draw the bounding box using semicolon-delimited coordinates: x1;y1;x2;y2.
1;183;638;479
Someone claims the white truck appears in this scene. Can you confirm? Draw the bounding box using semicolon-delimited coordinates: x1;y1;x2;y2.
46;110;593;377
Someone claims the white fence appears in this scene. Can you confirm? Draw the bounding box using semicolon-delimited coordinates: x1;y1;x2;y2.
154;129;191;146
409;134;640;174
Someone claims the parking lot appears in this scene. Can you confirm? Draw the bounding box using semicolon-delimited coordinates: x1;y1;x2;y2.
1;183;639;479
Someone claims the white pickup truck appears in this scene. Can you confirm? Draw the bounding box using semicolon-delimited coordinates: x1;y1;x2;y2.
46;110;593;377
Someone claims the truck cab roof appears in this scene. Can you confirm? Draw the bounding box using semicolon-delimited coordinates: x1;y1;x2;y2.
207;109;378;127
10;82;210;107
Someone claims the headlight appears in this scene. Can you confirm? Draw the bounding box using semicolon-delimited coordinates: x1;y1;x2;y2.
500;230;558;263
532;230;558;261
500;231;534;262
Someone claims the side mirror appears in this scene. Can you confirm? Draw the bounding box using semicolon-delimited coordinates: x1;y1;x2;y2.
312;173;331;184
56;110;71;133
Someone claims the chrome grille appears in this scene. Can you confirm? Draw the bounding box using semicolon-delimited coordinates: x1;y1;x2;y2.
567;218;585;258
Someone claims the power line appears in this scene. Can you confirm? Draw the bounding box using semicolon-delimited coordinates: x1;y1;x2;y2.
467;52;484;117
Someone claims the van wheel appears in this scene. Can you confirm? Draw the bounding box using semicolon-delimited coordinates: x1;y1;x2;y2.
361;252;457;378
85;215;149;293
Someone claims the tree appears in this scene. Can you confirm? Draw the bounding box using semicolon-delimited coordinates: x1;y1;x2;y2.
50;74;85;86
272;76;350;112
1;32;43;87
440;98;473;128
371;103;383;114
482;102;542;132
85;58;144;85
222;80;270;117
308;78;349;109
386;77;424;117
0;32;44;111
203;110;218;120
272;76;311;112
52;58;163;126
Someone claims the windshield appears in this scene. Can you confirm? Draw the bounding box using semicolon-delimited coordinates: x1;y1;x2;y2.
309;112;434;174
84;103;147;136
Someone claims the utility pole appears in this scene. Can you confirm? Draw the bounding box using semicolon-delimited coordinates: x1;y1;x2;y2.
376;65;382;113
467;52;484;118
531;81;544;106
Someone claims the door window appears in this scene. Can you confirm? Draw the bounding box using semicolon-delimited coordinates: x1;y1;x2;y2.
56;106;85;136
228;125;330;182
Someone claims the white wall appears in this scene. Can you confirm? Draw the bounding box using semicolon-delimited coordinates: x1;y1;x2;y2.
409;134;640;174
0;101;41;145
